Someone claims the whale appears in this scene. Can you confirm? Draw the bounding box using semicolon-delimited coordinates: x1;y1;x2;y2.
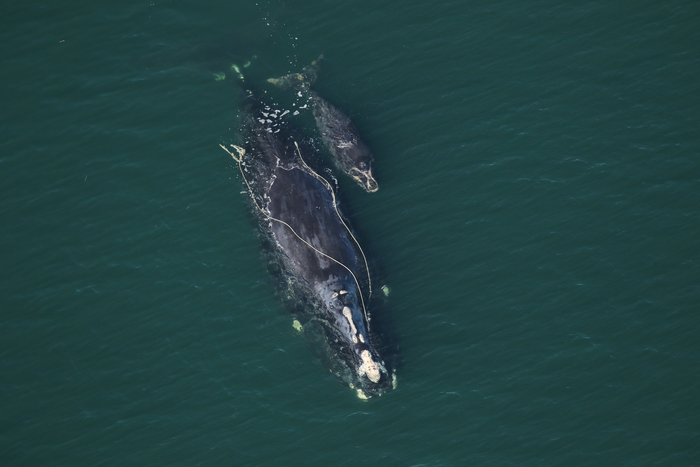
268;56;379;193
222;94;393;398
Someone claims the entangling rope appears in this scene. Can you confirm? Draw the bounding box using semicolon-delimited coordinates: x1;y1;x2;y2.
292;141;372;299
220;142;372;330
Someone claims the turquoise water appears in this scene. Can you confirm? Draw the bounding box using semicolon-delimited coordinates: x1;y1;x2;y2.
2;1;699;465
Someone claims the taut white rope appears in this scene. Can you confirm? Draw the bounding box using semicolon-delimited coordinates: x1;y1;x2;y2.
220;142;372;330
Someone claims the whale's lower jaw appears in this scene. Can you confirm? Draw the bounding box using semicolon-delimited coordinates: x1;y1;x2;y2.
355;373;397;400
350;362;393;399
344;363;393;399
330;336;393;398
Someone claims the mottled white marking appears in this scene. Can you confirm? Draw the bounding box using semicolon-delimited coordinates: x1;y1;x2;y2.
359;350;381;383
337;141;354;148
343;307;358;337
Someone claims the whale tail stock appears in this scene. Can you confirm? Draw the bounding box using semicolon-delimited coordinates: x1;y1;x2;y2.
267;54;324;90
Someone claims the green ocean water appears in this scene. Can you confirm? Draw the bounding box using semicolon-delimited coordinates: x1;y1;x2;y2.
2;1;699;465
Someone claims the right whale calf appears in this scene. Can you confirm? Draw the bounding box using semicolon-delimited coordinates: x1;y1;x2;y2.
268;56;379;193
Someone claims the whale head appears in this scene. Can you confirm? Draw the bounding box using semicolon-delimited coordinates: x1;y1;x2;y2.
330;139;378;193
309;283;393;398
348;162;379;193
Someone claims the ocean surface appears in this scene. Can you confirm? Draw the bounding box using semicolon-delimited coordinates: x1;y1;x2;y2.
2;1;699;465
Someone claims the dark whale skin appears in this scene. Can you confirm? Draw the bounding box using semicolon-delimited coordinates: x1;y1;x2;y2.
234;99;393;398
266;56;379;193
309;90;379;193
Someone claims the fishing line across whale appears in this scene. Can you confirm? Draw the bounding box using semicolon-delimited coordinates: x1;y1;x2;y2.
221;142;373;330
292;141;373;300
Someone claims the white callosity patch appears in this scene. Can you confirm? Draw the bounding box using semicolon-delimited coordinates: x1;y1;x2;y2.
359;350;382;383
342;306;358;344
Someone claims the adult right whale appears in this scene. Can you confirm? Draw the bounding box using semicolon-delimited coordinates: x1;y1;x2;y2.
268;56;379;193
222;92;393;398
